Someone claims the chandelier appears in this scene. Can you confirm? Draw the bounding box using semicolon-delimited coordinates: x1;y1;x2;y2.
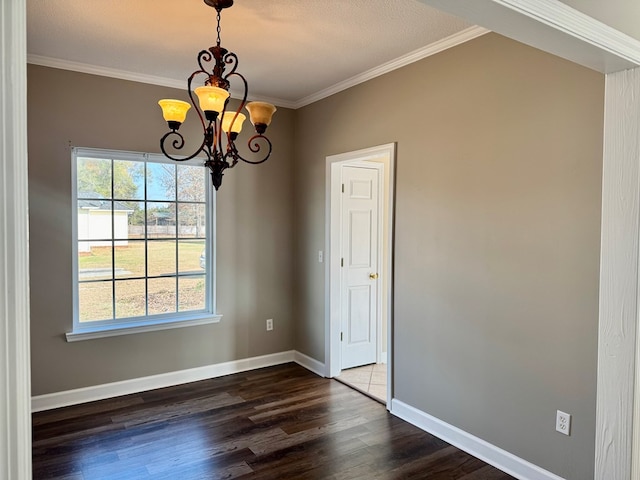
157;0;277;190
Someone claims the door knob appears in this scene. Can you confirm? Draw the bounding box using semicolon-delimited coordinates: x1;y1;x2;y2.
369;273;379;280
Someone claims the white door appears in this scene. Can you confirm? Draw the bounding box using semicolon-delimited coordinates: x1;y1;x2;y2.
340;165;380;369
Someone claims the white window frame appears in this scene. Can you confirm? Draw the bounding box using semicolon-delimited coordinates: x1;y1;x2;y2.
67;147;220;341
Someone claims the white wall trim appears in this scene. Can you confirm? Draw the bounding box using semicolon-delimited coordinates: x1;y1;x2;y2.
494;0;640;66
391;400;565;480
0;0;32;478
293;351;326;377
65;313;223;342
32;351;297;412
27;54;298;109
294;26;489;108
27;54;186;89
419;0;640;74
27;27;489;112
595;68;640;480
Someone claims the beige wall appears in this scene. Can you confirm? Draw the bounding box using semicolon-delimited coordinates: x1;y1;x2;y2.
27;65;295;395
292;33;603;480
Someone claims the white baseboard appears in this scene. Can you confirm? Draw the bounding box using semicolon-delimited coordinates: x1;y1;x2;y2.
293;351;326;377
390;399;565;480
32;351;297;412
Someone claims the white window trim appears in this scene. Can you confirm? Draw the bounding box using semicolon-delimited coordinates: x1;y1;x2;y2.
68;147;220;341
65;313;221;342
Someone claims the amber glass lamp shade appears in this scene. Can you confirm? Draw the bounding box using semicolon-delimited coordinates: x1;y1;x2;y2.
194;86;230;120
221;112;246;135
158;99;191;130
245;102;277;134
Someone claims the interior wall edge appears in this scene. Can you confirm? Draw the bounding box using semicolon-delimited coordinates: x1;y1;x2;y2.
595;66;640;480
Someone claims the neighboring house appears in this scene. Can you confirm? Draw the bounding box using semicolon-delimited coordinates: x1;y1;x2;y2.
77;192;133;252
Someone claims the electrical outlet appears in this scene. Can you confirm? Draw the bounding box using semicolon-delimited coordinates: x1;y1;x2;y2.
556;410;571;436
266;318;273;331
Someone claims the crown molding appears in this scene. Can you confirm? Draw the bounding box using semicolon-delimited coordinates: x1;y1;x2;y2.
494;0;640;66
27;54;185;89
293;25;489;109
26;54;298;109
28;26;488;111
419;0;640;73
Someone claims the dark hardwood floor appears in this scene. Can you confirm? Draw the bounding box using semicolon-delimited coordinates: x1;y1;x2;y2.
32;363;514;479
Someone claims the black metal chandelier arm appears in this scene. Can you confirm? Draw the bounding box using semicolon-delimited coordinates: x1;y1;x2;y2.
234;134;273;165
187;71;209;131
159;130;209;162
225;70;248;111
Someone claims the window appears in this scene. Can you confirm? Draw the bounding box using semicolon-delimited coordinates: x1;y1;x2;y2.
68;148;219;341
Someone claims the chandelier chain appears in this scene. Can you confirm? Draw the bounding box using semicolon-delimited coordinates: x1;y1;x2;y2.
216;10;222;47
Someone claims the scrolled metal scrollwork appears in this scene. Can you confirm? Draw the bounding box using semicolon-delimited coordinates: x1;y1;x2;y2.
197;49;213;73
160;129;209;163
238;135;272;165
223;52;239;78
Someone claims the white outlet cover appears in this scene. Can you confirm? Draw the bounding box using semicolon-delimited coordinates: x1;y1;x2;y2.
556;410;571;436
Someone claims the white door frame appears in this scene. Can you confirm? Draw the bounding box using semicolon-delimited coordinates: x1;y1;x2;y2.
325;143;395;407
0;0;32;478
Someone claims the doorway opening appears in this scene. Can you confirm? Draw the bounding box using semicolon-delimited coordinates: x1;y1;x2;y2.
325;143;395;407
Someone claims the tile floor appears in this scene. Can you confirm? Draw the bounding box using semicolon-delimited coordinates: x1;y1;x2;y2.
335;363;387;403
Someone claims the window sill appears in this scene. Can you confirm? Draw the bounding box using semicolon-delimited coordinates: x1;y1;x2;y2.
65;314;222;342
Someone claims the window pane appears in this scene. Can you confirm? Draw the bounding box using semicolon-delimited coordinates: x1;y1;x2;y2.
123;201;145;239
79;281;113;322
178;204;206;239
77;200;113;240
115;240;145;278
148;277;177;315
147;202;176;238
78;242;112;281
178;165;205;202
113;159;144;200
112;202;134;241
115;279;146;319
179;275;205;312
148;240;176;277
147;162;175;201
77;157;112;199
178;239;206;273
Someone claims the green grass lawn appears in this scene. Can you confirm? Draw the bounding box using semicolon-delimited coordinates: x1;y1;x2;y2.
78;240;206;322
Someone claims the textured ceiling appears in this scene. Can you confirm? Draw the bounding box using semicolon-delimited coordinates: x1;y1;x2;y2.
27;0;473;107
